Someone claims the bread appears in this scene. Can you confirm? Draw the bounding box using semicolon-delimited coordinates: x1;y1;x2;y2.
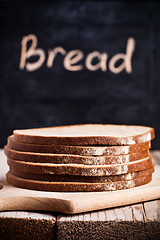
9;166;154;183
8;135;151;156
6;124;155;192
6;172;152;192
13;124;155;146
4;146;150;165
7;156;153;176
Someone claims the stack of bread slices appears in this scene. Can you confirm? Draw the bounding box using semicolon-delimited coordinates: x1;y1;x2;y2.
5;124;155;192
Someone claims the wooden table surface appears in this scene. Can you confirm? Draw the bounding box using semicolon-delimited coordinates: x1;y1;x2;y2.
0;150;160;240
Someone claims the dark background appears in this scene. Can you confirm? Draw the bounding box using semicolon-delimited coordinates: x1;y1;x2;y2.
0;1;160;148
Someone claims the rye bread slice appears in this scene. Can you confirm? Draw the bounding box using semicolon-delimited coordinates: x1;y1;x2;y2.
4;146;150;165
8;135;151;156
6;172;152;192
13;124;155;146
9;166;154;183
7;156;153;176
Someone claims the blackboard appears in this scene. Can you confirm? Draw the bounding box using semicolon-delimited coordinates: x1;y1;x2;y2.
0;1;160;148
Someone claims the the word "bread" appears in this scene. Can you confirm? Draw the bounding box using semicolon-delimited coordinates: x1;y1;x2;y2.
19;34;135;73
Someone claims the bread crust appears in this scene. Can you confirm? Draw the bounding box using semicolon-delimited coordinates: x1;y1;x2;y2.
6;172;152;192
8;135;151;156
7;156;153;176
4;146;150;165
9;166;154;183
13;124;155;146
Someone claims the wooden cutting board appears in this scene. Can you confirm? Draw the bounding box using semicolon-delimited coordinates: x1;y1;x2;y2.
0;150;160;214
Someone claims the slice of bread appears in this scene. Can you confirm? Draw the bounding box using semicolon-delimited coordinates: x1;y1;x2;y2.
4;146;150;165
6;172;152;192
7;156;153;176
13;124;155;146
9;166;154;183
8;135;151;156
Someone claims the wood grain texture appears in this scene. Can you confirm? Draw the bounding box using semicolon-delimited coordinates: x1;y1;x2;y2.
0;201;159;240
57;200;160;240
143;201;160;240
0;211;56;240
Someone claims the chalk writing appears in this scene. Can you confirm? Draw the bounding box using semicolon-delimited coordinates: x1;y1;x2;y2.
19;34;135;73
